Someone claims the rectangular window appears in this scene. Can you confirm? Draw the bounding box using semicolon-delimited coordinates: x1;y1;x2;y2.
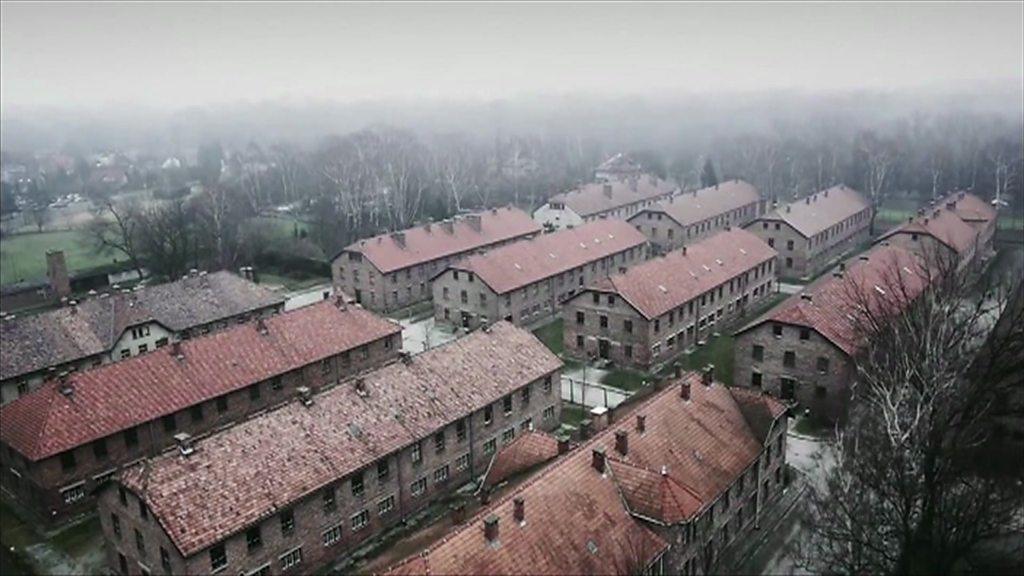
483;438;497;455
249;383;261;401
544;405;555;420
378;494;395;516
411;477;427;497
456;418;467;441
111;513;122;538
139;500;149;520
817;357;829;373
576;335;584;348
576;311;585;325
484;405;493;425
799;328;810;341
502;427;515;444
625;344;633;358
411;442;422;464
135;529;145;555
322;487;336;511
434;464;450;484
279;548;302;571
377;459;390;482
246;526;262;551
216;396;228;413
521;386;531;406
772;324;783;337
455;453;470;471
599;315;608;328
92;438;108;460
162;414;176;433
280;509;295;536
542;375;552;393
783;351;796;368
751;372;763;388
351;471;365;497
160;547;171;572
351;509;369;531
322;524;341;547
434;431;446;454
503;395;513;415
752;345;764;361
190;404;204;423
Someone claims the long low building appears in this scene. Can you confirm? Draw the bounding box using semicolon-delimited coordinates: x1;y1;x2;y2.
431;219;649;330
877;191;997;272
563;228;777;371
532;175;678;230
0;270;285;405
743;185;872;280
0;299;401;522
332;207;542;312
96;322;563;576
627;179;763;253
388;369;789;575
733;243;930;423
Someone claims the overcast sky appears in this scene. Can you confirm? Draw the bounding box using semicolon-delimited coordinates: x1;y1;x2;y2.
1;2;1021;110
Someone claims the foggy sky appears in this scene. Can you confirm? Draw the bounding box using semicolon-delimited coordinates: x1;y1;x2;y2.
1;2;1021;111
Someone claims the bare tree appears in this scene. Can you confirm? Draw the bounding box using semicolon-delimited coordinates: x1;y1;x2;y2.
800;247;1024;575
85;200;146;278
856;131;899;235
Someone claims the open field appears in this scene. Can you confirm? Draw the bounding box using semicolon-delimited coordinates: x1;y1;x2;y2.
0;230;115;285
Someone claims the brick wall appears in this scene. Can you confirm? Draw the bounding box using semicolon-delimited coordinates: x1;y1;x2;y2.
0;333;400;524
734;321;854;424
563;257;776;371
746;208;871;280
629;202;760;254
98;369;561;576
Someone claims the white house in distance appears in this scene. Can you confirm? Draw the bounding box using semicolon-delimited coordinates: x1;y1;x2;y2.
533;175;677;231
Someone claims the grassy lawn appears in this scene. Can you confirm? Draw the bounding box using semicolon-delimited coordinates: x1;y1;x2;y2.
792;412;832;438
600;368;651;392
258;272;330;292
684;334;736;385
251;214;314;242
560;403;588;429
0;230;115;285
533;318;565;356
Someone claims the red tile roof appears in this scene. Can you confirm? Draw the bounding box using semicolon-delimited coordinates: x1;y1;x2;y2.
641;179;761;227
878;191;989;256
448;220;648;295
117;322;561;557
762;185;870;238
389;375;786;575
1;271;284;382
736;243;930;356
586;228;776;319
0;301;401;461
338;207;541;274
550;176;677;218
481;430;561;489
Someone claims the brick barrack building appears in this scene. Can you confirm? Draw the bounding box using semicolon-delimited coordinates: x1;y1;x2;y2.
532;175;677;230
388;369;789;575
627;179;763;254
0;299;401;522
431;219;648;330
0;270;284;405
331;207;541;312
96;322;562;576
563;228;777;371
743;185;871;280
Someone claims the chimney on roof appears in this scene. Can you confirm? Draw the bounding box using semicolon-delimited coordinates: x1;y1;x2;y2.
824;189;830;197
391;231;406;247
171;340;184;361
786;205;792;213
335;293;347;309
923;217;930;225
673;363;682;378
592;447;607;474
614;430;629;456
513;497;526;525
189;268;199;278
353;378;368;397
602;183;613;198
399;351;413;365
466;213;482;232
557;434;570;455
68;300;78;314
859;255;870;261
702;364;715;386
805;197;811;205
590;405;609;433
298;386;314;406
579;418;592;439
932;209;940;219
450;502;466;525
255;317;268;335
682;245;687;256
58;373;74;397
46;250;72;299
173;432;195;457
725;224;731;231
491;207;498;214
636;414;646;434
801;293;813;302
424;220;432;232
680;379;691;401
484;515;500;545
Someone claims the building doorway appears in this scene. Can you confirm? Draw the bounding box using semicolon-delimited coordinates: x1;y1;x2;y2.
461;311;471;329
598;338;610;359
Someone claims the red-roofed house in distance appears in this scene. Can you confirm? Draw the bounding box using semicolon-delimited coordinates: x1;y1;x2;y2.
0;299;401;523
331;207;541;313
387;369;789;575
743;185;872;280
533;174;678;231
877;191;997;272
733;242;931;424
430;219;649;330
627;179;764;254
563;228;777;371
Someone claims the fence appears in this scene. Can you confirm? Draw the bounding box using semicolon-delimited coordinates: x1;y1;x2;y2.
560;376;632;409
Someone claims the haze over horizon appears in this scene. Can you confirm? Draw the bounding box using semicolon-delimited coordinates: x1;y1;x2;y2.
2;2;1022;112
